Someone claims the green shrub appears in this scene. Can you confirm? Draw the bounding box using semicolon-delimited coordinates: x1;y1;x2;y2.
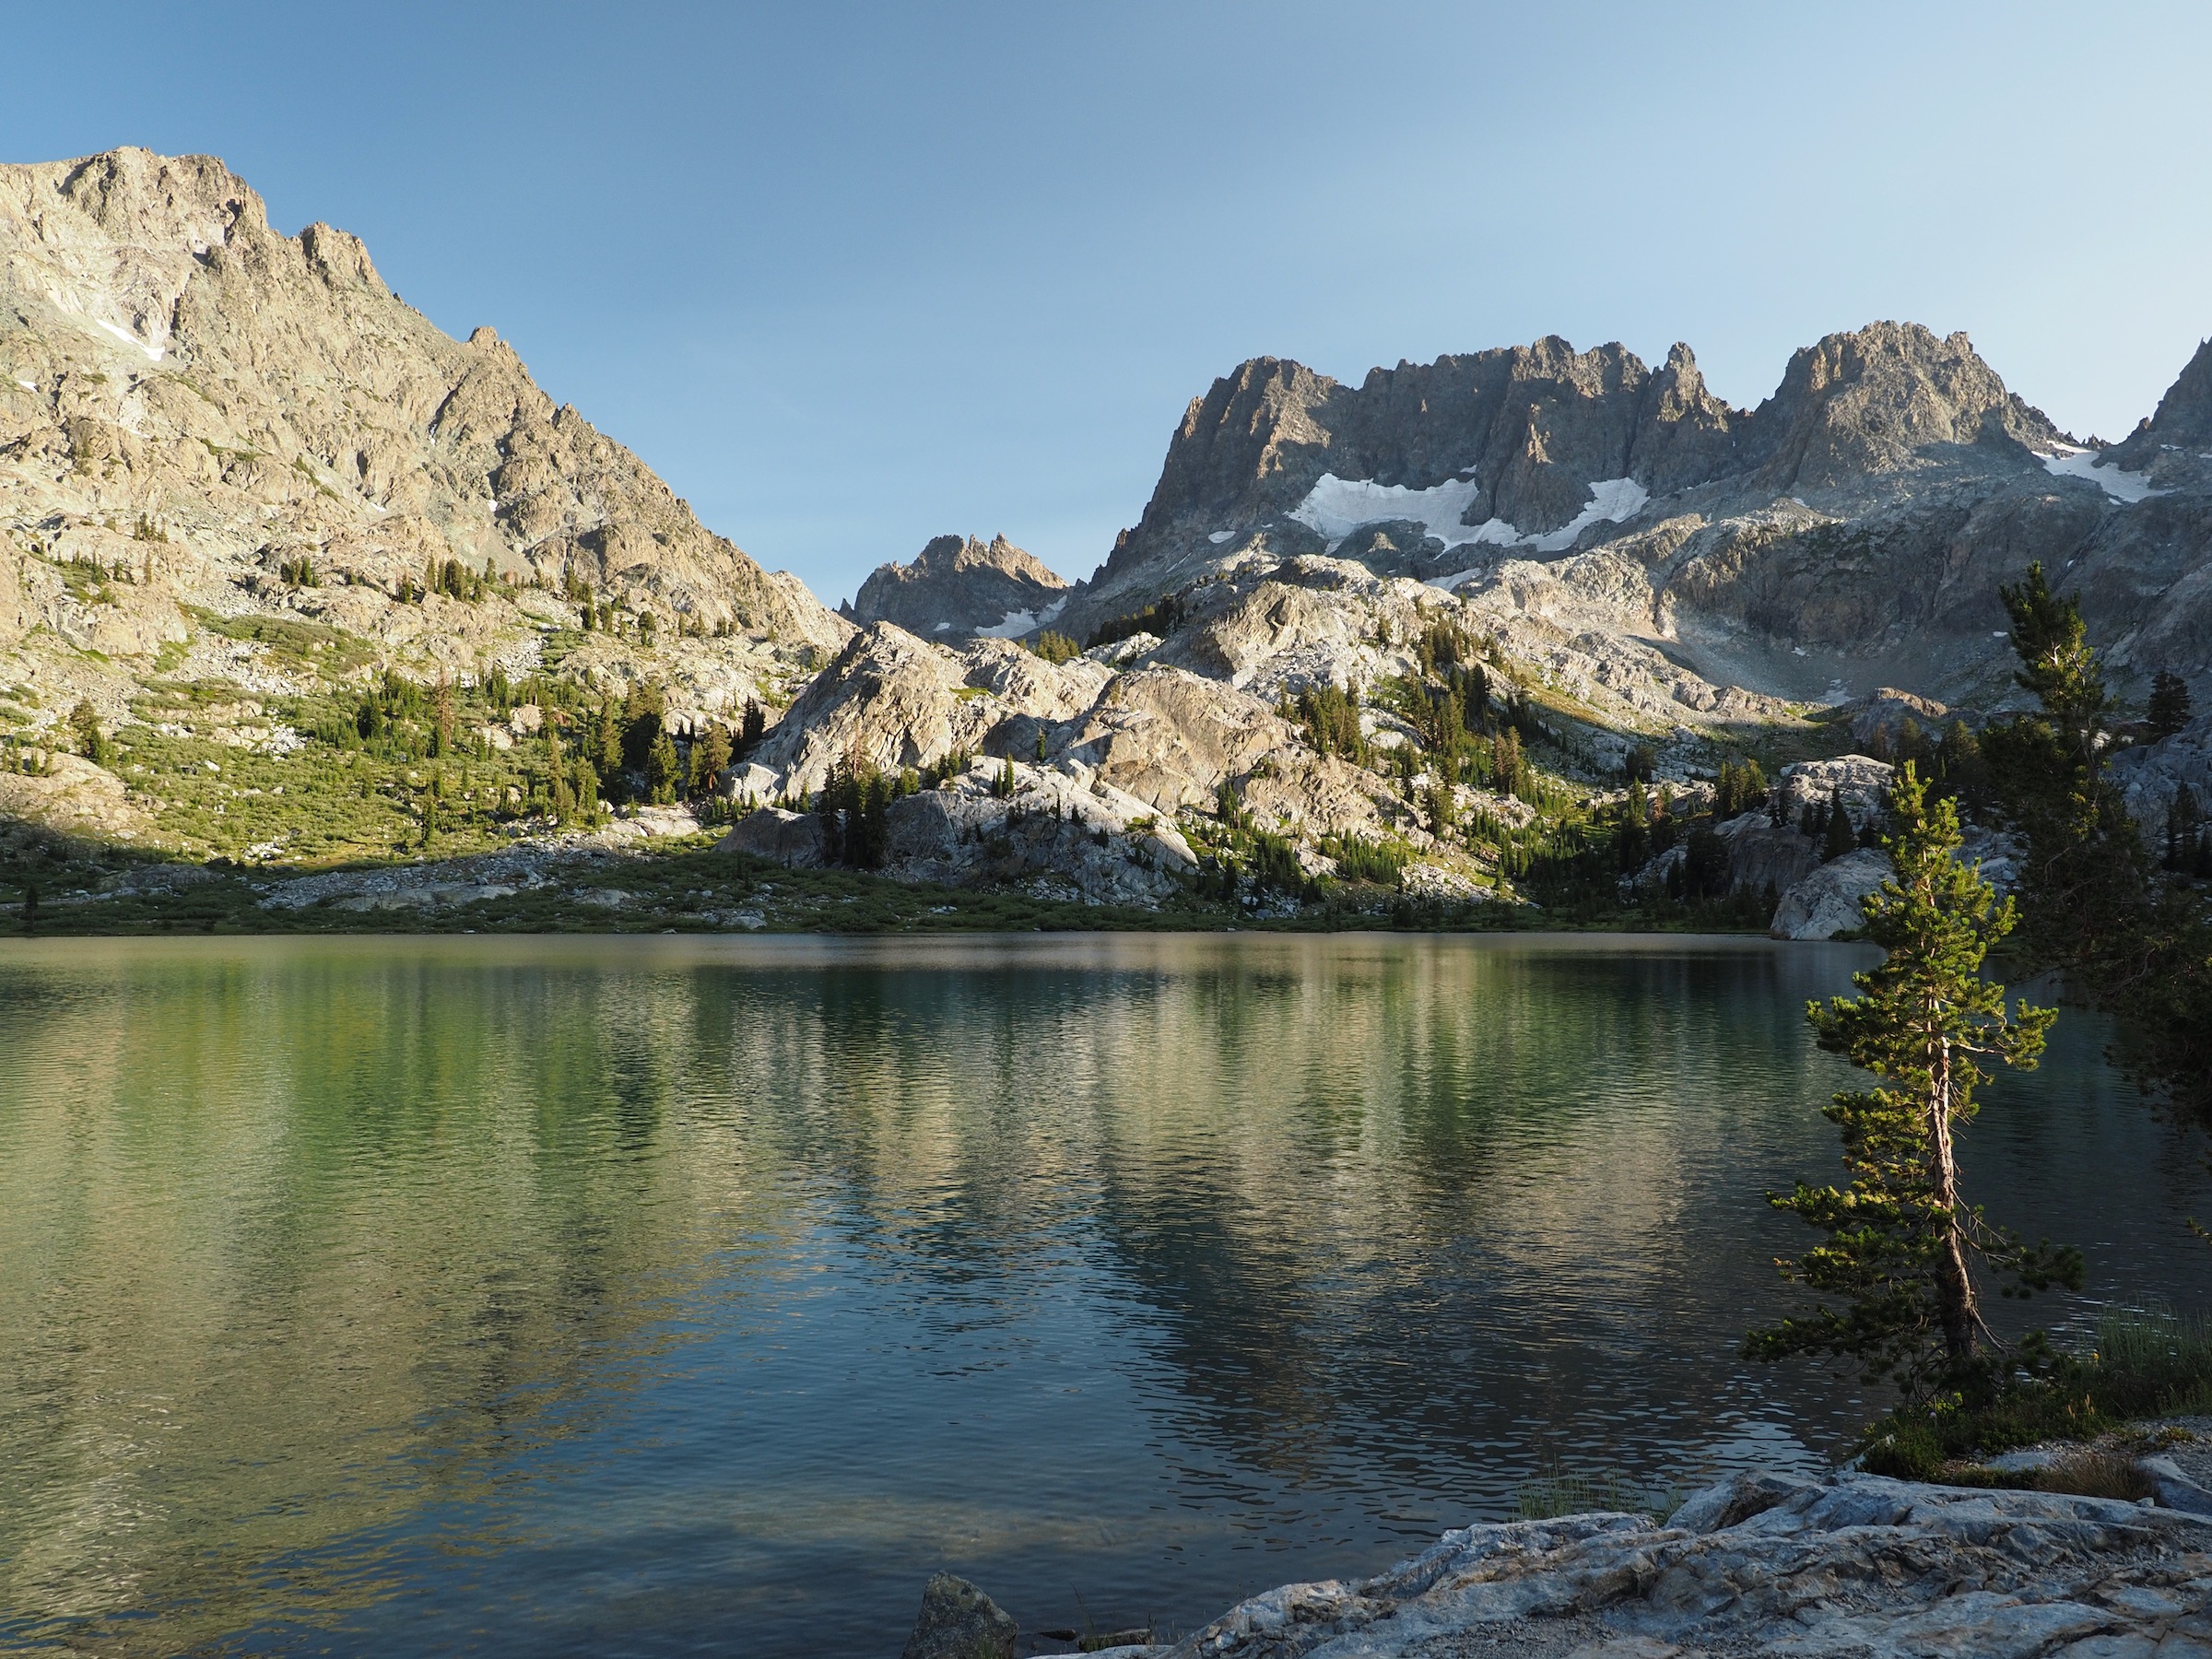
1030;629;1081;665
1515;1461;1686;1523
1858;1303;2212;1474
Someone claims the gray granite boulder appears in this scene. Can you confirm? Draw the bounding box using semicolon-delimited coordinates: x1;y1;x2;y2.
1771;847;1891;939
900;1572;1018;1659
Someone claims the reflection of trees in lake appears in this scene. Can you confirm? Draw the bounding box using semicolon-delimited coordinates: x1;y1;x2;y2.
0;947;794;1652
3;936;2196;1655
697;938;1876;1491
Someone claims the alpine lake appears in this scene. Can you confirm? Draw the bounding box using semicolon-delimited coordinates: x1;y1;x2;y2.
3;933;2206;1657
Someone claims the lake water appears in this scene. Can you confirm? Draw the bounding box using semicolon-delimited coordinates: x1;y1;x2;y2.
2;934;2206;1656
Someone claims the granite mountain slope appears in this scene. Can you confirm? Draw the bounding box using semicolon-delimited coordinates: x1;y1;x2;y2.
0;147;847;720
728;324;2212;923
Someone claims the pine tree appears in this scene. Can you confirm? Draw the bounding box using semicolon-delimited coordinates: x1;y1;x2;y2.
689;723;733;798
1492;727;1524;797
2164;784;2201;873
1747;764;2080;1396
2148;669;2194;739
1820;786;1856;861
545;724;573;821
1987;572;2212;1141
1983;562;2153;983
1427;779;1456;835
429;676;456;759
645;727;681;805
593;699;625;794
69;698;113;768
816;759;892;867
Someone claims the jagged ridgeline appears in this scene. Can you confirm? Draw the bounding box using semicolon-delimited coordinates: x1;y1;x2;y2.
5;146;2210;925
1062;326;2212;711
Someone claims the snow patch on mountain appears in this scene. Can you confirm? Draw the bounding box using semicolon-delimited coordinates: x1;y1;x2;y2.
2040;446;2160;502
976;595;1066;640
1295;472;1650;560
92;317;163;361
1531;477;1650;552
1291;474;1491;551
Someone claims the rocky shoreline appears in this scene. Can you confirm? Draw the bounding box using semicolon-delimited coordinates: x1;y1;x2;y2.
905;1439;2212;1659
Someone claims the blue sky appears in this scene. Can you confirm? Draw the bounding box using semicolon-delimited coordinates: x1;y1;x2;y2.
7;3;2210;603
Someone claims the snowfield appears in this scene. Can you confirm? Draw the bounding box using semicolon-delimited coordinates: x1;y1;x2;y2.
976;595;1064;639
1293;471;1651;560
1291;473;1490;551
2040;446;2160;503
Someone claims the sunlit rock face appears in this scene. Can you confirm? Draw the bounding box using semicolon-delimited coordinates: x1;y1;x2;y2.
844;533;1070;641
0;145;846;780
1056;323;2212;719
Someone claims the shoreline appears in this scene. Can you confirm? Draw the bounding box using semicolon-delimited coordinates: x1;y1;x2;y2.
958;1437;2212;1659
2;836;1787;940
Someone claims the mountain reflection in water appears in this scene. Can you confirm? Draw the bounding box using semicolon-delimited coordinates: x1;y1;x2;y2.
2;934;2205;1658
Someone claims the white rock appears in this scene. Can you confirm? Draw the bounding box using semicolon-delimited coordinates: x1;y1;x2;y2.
1770;848;1891;939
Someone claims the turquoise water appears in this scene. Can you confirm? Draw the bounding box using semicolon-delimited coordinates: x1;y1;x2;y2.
0;934;2204;1656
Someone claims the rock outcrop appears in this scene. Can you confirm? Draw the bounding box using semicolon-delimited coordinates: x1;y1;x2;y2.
881;758;1196;902
1150;1470;2212;1658
0;751;156;848
743;622;1112;800
1847;688;1956;747
1771;848;1891;940
719;760;1197;905
718;806;826;867
1060;667;1293;814
1777;755;1895;828
1715;811;1823;899
846;533;1069;640
2110;718;2212;855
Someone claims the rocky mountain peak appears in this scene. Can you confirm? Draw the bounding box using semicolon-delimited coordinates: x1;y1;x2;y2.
1147;356;1341;526
845;533;1069;639
2112;336;2212;464
1083;335;1743;616
1;146;849;681
1740;321;2061;490
51;147;263;253
1628;342;1739;493
914;532;1062;585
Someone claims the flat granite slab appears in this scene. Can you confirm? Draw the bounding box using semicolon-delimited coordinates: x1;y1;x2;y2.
1145;1472;2212;1659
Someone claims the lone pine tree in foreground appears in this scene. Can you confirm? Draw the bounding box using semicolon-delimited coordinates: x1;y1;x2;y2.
1747;763;2082;1399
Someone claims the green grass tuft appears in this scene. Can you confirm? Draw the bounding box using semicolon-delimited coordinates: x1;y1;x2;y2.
1859;1302;2212;1480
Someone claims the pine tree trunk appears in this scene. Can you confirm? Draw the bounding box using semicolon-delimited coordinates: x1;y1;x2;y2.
1926;1026;1980;1369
